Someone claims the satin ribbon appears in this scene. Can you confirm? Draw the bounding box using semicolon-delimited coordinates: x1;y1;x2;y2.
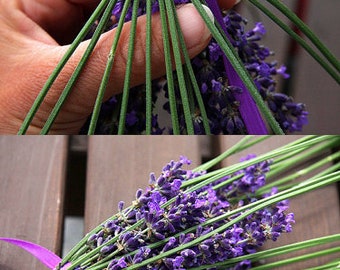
205;0;268;134
0;237;70;270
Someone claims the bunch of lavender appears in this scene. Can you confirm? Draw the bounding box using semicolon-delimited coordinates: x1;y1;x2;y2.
53;136;340;270
186;12;308;134
18;1;340;134
60;155;294;270
81;1;308;134
85;156;295;270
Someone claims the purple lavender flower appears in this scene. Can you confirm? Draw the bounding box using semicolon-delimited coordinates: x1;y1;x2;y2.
81;155;294;270
81;1;308;134
185;10;308;134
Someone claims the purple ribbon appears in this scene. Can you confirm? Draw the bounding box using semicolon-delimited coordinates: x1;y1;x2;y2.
205;0;268;134
0;238;70;270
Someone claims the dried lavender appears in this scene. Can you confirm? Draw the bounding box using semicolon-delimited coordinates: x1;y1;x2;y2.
81;1;308;134
71;155;294;270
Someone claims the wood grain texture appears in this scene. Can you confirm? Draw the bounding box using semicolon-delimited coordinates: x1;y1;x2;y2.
218;136;340;269
84;136;202;232
0;136;68;270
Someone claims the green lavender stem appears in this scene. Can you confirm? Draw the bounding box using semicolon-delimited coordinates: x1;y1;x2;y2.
117;0;139;134
266;0;340;73
158;0;180;134
165;0;194;134
145;0;153;134
88;0;131;134
191;234;340;269
249;0;340;84
170;0;211;134
251;246;340;270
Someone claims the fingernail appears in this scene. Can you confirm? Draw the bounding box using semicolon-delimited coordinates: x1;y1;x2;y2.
201;4;215;24
177;4;212;51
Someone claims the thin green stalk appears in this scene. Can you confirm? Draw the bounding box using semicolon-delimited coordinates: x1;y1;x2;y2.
194;135;255;171
251;246;340;270
170;0;212;134
308;160;340;181
266;135;321;170
145;0;153;135
190;234;340;269
266;0;340;73
234;136;271;153
165;0;194;134
269;136;319;163
192;0;284;134
88;0;131;134
117;0;139;134
308;260;340;270
187;137;338;194
258;152;340;195
158;0;180;134
40;0;118;134
18;0;109;134
194;135;328;173
266;137;340;180
249;0;340;84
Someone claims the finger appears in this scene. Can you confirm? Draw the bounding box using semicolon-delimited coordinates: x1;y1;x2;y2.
20;0;100;44
56;4;213;111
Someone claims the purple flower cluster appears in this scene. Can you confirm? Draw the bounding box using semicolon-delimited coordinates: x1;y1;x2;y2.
185;11;308;133
80;1;308;134
80;84;165;134
80;155;294;269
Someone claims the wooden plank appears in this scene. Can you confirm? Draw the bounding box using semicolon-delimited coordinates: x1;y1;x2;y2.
84;136;202;232
0;136;68;270
218;136;340;269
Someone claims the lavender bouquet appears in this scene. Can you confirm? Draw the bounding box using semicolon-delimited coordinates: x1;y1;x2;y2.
17;1;339;134
49;135;340;269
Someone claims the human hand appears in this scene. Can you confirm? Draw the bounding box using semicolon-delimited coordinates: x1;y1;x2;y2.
0;0;240;134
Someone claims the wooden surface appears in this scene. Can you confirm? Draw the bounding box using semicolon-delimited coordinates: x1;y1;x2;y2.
0;136;339;269
0;136;68;270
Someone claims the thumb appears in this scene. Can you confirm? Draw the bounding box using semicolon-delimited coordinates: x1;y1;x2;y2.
62;3;213;106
